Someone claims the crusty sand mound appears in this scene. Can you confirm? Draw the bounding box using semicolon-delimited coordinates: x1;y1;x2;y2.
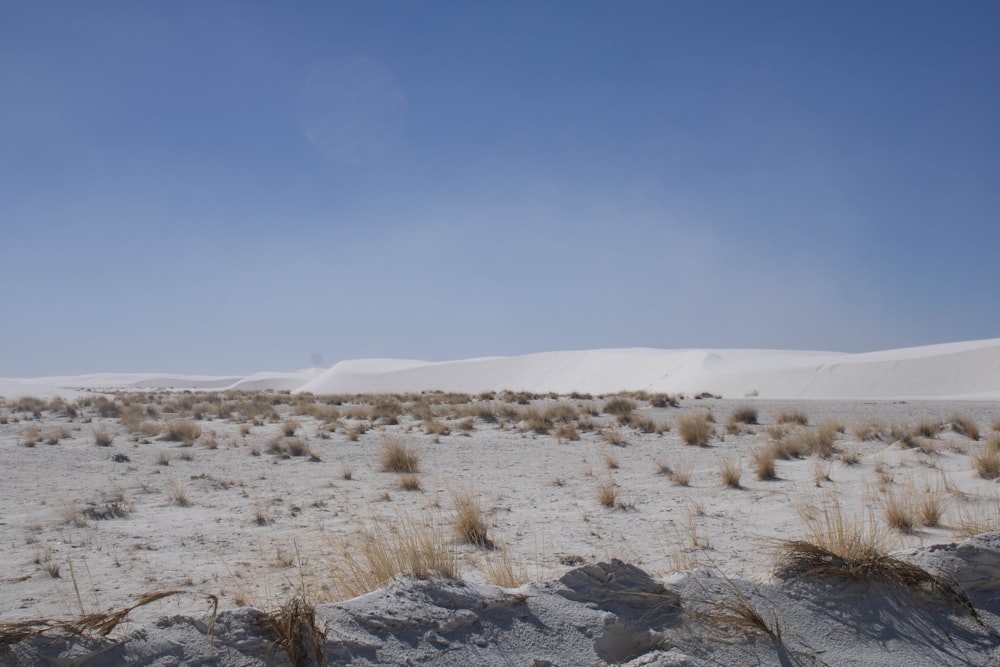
6;534;1000;666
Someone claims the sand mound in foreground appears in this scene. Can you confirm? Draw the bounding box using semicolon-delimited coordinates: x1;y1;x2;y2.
6;533;1000;666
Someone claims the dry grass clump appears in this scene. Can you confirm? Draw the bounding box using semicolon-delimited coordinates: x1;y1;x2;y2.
750;445;778;481
597;474;617;507
398;474;422;491
262;596;325;667
482;543;526;588
423;418;451;436
671;464;692;486
882;487;918;534
281;419;299;436
949;413;980;441
852;417;885;441
776;409;808;426
916;481;945;528
602;428;627;446
0;590;218;647
543;402;578;424
451;487;490;547
778;496;975;616
772;423;839;459
324;514;459;601
729;405;758;426
372;400;403;425
379;436;420;473
693;585;782;644
993;417;1000;432
913;418;942;438
952;495;1000;538
43;427;71;445
163;420;201;444
20;425;40;447
648;393;680;408
92;427;114;447
971;437;1000;479
719;458;743;488
604;397;637;419
677;412;714;446
520;408;552;435
554;423;580;442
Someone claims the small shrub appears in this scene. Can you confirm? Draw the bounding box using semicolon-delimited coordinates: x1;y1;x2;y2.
282;419;299;436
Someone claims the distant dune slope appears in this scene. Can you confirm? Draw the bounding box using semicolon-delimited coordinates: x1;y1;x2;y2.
3;339;1000;399
297;339;1000;399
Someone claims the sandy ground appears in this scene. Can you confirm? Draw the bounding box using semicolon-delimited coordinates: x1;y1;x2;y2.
2;394;998;629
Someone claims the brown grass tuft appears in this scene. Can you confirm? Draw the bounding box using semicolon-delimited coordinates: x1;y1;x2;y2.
949;413;980;441
262;596;324;667
776;409;809;426
379;436;420;473
163;420;201;444
719;458;743;488
597;474;618;507
677;412;714;446
324;513;458;600
451;487;491;547
750;445;778;481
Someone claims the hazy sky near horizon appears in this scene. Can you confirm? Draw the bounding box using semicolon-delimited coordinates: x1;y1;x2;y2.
3;1;999;375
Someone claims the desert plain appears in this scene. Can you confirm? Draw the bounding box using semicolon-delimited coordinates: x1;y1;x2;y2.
2;341;1000;665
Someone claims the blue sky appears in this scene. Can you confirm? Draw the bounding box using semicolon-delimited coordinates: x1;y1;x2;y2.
2;1;999;375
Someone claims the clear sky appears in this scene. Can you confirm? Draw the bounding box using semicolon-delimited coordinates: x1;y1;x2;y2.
2;1;999;375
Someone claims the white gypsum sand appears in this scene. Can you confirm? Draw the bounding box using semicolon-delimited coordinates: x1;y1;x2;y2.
1;339;999;665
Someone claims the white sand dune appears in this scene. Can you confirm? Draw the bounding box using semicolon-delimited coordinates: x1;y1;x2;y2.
4;339;1000;399
0;370;324;398
297;338;1000;399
